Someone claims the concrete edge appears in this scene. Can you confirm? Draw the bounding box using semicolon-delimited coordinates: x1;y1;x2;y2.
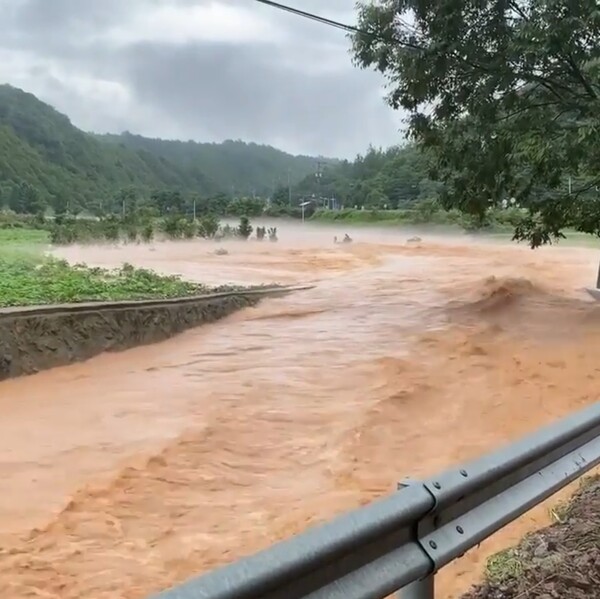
0;284;316;319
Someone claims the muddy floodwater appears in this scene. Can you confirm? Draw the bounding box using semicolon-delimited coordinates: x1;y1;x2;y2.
2;224;600;598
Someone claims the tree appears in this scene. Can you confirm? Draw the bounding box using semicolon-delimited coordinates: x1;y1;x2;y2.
237;216;253;240
103;218;120;242
182;219;196;239
141;222;154;243
271;186;290;207
227;196;265;217
8;182;45;214
126;226;138;243
151;190;186;216
206;193;230;215
198;213;220;239
163;214;185;239
353;0;600;247
289;144;431;210
113;187;138;218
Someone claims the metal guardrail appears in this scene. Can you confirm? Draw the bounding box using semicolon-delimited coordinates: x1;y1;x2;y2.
152;401;600;599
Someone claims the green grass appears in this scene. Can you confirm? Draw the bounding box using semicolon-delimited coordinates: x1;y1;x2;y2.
0;257;221;308
485;229;600;248
0;227;49;267
311;208;423;226
556;232;600;247
485;548;524;584
310;207;498;231
0;227;237;307
0;227;50;245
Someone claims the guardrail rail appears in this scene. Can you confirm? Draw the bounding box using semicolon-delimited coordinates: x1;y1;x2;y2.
152;400;600;599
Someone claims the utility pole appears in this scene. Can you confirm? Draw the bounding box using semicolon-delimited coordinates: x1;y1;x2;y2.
193;197;196;220
288;169;292;206
122;197;125;219
316;161;322;205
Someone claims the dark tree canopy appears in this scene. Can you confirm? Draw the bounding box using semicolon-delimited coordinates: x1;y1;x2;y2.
283;144;438;209
353;0;600;246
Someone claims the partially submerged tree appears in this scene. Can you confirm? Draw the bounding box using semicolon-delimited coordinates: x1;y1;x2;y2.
237;216;253;240
353;0;600;247
198;214;220;239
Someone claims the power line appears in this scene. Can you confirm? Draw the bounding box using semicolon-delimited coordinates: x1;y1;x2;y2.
253;0;379;40
251;0;513;80
253;0;433;55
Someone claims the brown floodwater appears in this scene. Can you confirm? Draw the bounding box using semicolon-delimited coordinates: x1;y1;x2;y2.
1;224;600;599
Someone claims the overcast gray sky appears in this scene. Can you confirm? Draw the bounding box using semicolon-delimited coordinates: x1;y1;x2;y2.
0;0;404;158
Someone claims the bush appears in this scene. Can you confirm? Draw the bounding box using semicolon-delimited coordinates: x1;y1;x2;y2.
126;226;138;243
237;216;253;240
263;205;303;219
215;224;237;240
163;215;185;240
182;220;196;239
198;214;220;239
50;225;77;245
103;221;120;242
141;222;154;243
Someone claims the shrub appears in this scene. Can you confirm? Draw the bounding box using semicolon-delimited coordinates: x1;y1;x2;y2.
198;214;220;239
237;216;253;240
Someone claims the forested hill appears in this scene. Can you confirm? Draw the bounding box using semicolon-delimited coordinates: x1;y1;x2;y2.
0;84;328;214
272;144;441;209
96;133;323;198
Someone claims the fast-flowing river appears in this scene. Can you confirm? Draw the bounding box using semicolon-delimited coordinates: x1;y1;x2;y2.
1;223;599;598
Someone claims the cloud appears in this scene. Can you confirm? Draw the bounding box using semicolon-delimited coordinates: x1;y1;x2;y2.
0;0;404;158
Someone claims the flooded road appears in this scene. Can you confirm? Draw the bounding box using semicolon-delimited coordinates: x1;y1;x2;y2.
1;225;600;598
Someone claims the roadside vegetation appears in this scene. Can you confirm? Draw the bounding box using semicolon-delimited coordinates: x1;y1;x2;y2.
311;203;526;233
0;256;250;308
463;476;600;599
0;221;264;308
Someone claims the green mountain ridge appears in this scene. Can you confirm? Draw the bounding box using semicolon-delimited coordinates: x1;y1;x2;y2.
0;84;333;214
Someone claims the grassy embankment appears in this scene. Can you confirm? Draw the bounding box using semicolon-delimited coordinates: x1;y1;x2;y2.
310;206;509;230
0;228;245;308
310;207;600;247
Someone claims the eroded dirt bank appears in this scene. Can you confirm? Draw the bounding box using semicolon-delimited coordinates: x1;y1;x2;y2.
463;476;600;599
0;291;281;381
1;230;600;599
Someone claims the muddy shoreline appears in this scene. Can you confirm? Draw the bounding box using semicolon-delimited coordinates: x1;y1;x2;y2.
0;287;302;380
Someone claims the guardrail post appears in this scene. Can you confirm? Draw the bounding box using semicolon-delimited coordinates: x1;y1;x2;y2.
399;576;434;599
